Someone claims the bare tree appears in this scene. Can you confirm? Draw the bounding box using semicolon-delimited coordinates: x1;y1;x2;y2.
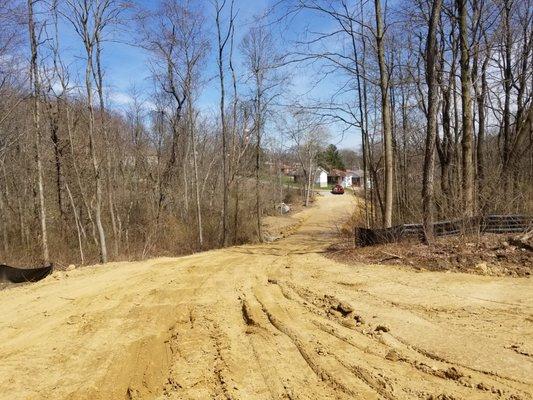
285;110;328;206
62;0;129;263
422;0;443;242
1;0;532;267
183;8;208;249
27;0;49;264
138;0;189;220
374;0;394;227
241;25;284;241
138;0;209;249
213;0;235;246
457;0;475;216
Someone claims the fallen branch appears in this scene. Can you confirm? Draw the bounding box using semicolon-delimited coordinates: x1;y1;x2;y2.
379;251;403;262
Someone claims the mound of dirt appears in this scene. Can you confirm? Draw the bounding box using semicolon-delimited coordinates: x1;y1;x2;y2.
262;213;302;242
328;233;533;277
262;198;317;242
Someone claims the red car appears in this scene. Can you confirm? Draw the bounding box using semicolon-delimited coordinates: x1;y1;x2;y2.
331;184;345;195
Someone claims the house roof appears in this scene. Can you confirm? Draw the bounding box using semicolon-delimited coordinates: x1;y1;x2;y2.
288;166;328;177
346;169;364;177
328;169;364;178
329;169;347;177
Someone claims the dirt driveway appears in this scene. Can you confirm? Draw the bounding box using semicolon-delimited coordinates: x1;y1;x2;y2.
0;194;531;399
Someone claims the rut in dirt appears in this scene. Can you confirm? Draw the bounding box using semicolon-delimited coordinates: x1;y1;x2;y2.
1;195;531;400
127;267;531;400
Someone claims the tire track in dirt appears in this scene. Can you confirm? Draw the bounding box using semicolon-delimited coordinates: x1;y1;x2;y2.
253;285;374;399
287;262;532;384
267;278;532;399
238;291;339;400
1;193;531;399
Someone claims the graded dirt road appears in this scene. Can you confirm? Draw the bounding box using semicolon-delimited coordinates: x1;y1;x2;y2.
0;194;532;400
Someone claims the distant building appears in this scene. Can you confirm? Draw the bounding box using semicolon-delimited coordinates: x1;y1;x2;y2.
325;168;368;189
346;169;365;188
315;167;328;188
284;165;369;189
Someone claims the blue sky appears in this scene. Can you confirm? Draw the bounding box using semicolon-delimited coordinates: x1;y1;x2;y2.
54;0;361;150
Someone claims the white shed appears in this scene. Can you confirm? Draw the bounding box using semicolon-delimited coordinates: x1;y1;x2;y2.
315;167;328;188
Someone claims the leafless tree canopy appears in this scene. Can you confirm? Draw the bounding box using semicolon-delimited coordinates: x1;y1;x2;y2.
280;0;532;232
0;0;531;265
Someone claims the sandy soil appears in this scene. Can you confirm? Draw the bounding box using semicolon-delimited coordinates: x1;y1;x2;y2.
0;194;532;400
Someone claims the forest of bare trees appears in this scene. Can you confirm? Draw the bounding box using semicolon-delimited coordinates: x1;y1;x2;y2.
286;0;532;234
0;0;287;265
0;0;531;266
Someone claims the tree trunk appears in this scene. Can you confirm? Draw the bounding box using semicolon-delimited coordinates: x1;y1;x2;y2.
348;14;369;227
28;0;50;265
94;34;118;258
65;182;85;264
305;156;312;207
48;102;63;216
476;55;488;209
65;100;98;248
374;0;394;227
228;21;238;244
0;187;9;255
255;85;263;241
233;178;240;243
422;0;443;243
501;0;513;198
215;0;232;246
458;0;475;217
85;44;107;263
188;98;203;249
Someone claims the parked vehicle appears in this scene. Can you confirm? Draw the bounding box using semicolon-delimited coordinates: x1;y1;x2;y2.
331;184;344;195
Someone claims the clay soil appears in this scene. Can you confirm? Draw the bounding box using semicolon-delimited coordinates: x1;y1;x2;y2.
0;194;532;399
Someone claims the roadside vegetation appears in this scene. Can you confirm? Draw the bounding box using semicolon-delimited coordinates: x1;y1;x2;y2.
0;0;531;267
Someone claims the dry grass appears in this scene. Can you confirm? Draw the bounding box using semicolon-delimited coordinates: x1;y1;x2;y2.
328;232;533;277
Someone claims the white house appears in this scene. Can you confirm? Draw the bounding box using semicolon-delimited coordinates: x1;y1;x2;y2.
315;167;328;188
324;168;370;189
292;166;368;189
281;161;372;190
344;169;363;188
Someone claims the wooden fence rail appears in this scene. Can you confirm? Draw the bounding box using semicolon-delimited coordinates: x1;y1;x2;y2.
355;215;532;247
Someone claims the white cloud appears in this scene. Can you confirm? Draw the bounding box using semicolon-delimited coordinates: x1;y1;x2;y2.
109;91;134;106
